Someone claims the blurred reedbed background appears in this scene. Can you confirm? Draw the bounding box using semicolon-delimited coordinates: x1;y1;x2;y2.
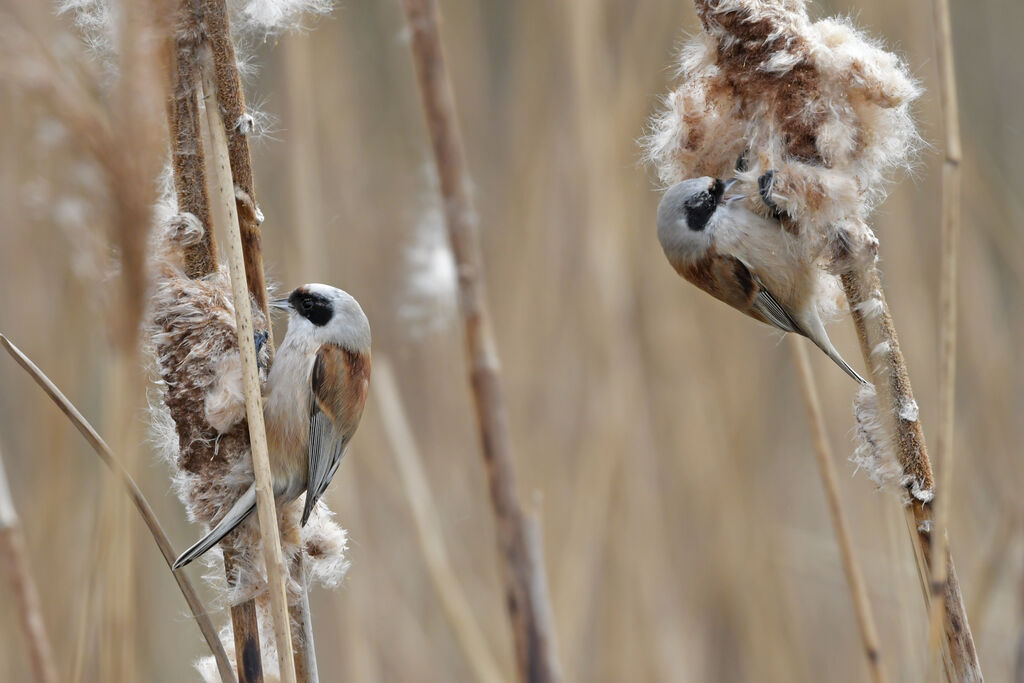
0;0;1022;681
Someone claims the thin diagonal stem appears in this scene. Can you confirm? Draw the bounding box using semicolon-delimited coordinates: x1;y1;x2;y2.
0;334;233;681
790;339;887;683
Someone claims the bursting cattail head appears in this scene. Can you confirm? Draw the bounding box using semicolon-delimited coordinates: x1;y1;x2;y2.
644;0;921;260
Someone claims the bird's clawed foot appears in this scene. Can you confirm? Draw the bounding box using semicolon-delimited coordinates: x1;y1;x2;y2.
757;170;784;220
254;329;270;375
735;149;750;173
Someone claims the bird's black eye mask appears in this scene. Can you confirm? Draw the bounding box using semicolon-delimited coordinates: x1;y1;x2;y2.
683;179;725;232
289;290;334;326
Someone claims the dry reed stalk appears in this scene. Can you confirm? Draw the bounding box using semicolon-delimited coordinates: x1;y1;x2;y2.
0;334;234;680
0;439;59;683
164;3;264;677
201;2;318;674
200;51;298;683
167;0;215;278
97;357;137;682
202;0;270;316
843;269;979;681
374;359;505;683
790;339;887;683
399;1;563;680
171;15;265;683
926;0;963;663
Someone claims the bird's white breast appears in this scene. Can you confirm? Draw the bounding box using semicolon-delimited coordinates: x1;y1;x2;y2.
712;203;810;305
263;331;317;498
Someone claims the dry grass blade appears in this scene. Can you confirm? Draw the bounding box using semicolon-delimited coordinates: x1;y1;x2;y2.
0;439;59;683
0;334;234;681
399;1;563;680
790;339;887;683
200;51;297;683
926;0;963;666
374;358;505;683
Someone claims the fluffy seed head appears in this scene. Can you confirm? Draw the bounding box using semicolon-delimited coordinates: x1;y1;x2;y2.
644;0;921;258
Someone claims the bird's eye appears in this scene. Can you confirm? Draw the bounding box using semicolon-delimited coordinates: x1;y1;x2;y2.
301;298;313;311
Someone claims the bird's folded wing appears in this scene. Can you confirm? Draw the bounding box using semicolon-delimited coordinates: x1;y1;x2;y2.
303;343;370;525
748;273;801;334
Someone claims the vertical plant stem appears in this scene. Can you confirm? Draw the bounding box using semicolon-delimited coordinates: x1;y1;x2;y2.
374;359;506;683
167;0;216;276
927;0;963;664
0;439;59;683
166;3;262;677
201;51;298;683
202;0;270;316
202;3;317;674
842;267;981;681
789;339;887;683
399;1;563;681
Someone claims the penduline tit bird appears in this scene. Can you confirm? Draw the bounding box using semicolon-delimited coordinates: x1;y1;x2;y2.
173;284;371;568
657;173;866;384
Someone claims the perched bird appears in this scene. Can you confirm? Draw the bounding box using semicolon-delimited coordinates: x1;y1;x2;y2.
173;284;371;568
657;174;866;384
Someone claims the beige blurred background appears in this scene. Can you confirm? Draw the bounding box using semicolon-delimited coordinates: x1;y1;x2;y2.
1;0;1021;680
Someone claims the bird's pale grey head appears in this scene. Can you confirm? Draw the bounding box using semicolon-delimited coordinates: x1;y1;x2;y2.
657;176;726;265
274;283;371;351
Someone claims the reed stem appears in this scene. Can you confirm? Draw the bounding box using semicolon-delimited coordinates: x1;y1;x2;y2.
0;439;59;683
374;359;506;683
399;1;563;680
790;339;887;683
842;268;981;681
200;51;297;683
926;0;963;666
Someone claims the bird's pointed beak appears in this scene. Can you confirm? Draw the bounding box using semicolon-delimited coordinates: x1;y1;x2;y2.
722;177;746;203
270;298;291;311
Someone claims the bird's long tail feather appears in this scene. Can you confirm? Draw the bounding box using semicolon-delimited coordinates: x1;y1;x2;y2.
173;484;257;569
811;337;868;385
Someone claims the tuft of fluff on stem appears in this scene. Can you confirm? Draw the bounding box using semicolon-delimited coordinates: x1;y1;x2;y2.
851;384;932;503
643;0;921;266
145;203;350;676
55;0;329;134
233;0;334;37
